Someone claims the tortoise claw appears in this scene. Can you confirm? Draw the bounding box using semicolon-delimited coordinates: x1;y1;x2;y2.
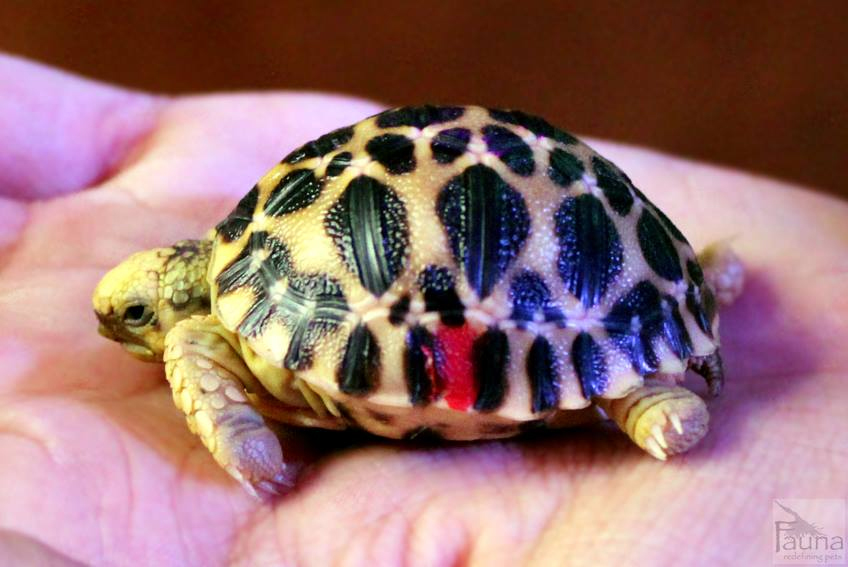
690;350;724;398
252;471;299;501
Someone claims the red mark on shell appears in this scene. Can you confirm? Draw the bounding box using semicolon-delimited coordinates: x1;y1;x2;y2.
434;324;479;411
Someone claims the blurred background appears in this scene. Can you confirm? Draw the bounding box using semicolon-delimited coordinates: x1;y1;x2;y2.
0;1;845;196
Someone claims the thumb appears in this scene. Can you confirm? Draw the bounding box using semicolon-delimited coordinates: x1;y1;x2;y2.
0;53;160;200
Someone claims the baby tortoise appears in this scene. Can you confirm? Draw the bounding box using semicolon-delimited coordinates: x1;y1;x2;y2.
93;105;744;498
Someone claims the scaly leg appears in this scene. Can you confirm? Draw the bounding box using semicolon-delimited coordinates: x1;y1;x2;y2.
596;379;709;460
164;315;296;499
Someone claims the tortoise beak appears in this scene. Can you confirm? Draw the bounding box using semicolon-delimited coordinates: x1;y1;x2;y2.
121;342;157;362
95;311;156;361
96;310;119;340
98;322;117;340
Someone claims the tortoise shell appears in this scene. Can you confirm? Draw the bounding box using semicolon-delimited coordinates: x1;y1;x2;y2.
207;105;718;428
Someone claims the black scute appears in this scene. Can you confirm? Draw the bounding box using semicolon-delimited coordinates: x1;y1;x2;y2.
338;323;380;395
264;169;323;217
472;329;509;411
555;194;623;308
637;209;683;281
366;134;416;175
436;165;530;299
388;295;411;325
487;108;578;145
527;335;560;412
509;270;564;323
482;124;535;176
325;175;410;297
405;326;437;406
686;259;705;285
548;148;584;188
654;205;689;243
418;265;466;326
431;127;471;164
571;332;608;398
663;298;694;360
326;151;352;177
591;156;634;216
631;185;690;244
283;126;355;165
376;105;465;129
686;283;716;338
216;185;258;243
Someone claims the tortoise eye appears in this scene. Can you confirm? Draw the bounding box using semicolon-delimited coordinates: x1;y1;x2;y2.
122;304;153;327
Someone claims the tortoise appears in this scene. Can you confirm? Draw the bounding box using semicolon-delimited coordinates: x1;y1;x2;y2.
93;105;744;498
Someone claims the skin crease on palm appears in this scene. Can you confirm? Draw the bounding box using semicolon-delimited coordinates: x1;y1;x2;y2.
0;53;846;567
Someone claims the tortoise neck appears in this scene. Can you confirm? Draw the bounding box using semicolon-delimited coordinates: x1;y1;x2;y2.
154;239;214;353
162;239;213;308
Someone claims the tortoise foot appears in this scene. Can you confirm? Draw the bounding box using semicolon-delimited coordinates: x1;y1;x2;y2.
164;315;298;499
597;380;709;460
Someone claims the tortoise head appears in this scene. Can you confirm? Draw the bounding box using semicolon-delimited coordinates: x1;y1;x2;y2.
93;239;213;362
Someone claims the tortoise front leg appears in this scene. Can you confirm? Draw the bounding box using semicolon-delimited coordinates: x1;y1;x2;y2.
163;315;296;499
595;380;709;460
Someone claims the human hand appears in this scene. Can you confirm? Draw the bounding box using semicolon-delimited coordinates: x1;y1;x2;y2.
1;54;845;566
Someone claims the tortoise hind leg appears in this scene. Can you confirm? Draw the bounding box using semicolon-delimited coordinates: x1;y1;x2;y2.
698;241;745;306
595;379;709;460
164;315;296;499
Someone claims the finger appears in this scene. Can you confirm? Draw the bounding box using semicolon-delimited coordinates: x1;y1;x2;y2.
0;529;84;566
84;92;385;256
0;54;160;200
105;92;384;213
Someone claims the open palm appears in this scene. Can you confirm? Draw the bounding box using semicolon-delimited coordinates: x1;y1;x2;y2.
1;55;845;566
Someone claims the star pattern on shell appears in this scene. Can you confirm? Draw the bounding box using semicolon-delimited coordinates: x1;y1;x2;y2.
210;105;718;418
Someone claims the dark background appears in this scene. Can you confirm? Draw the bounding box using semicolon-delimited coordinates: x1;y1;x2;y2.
1;2;845;196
